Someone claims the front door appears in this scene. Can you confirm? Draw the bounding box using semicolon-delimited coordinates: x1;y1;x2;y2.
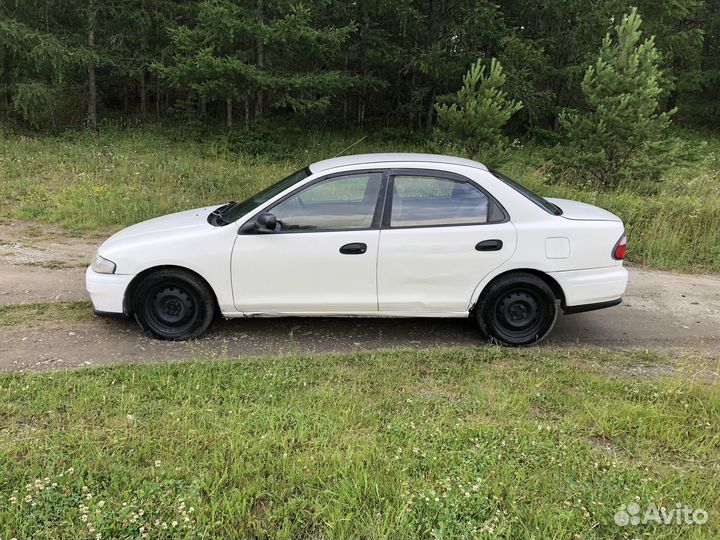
377;171;516;313
232;171;384;313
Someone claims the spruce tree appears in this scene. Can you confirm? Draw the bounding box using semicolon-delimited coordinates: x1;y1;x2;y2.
433;58;522;160
559;8;681;187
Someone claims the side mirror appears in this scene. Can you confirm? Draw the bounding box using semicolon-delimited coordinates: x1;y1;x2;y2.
254;213;277;233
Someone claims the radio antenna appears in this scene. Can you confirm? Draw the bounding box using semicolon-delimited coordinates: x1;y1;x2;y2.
332;136;367;158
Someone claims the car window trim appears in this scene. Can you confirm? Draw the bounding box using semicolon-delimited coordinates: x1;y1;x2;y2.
238;169;389;235
380;168;510;230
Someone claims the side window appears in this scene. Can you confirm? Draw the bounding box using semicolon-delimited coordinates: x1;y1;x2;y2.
390;175;502;227
270;172;382;231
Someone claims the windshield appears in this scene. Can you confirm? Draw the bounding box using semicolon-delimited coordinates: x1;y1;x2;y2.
489;168;562;216
217;167;311;224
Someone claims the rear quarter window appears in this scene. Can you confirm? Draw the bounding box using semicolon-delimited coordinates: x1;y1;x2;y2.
490;168;562;216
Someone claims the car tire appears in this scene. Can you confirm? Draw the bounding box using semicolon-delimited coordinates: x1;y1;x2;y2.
475;272;558;346
133;268;215;341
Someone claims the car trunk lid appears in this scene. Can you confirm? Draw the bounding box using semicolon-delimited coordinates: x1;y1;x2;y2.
546;198;621;222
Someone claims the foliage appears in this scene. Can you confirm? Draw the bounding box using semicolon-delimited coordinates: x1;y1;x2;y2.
0;1;716;132
434;58;522;161
557;9;686;187
10;82;56;128
1;126;718;272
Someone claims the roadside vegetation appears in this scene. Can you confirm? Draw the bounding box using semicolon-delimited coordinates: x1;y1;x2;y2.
0;301;93;327
0;347;718;539
1;125;718;272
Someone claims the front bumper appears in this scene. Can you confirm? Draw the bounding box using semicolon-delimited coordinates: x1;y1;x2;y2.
548;265;628;309
85;267;134;315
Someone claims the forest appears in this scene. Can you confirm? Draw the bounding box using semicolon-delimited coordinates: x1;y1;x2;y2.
1;0;718;133
1;0;719;272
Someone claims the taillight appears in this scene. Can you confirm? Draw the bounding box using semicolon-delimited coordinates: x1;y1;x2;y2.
612;232;627;260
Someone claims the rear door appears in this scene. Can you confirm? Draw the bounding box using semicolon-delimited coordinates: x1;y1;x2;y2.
377;170;516;313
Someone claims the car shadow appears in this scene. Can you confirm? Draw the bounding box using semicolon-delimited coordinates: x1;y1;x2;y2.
102;311;612;355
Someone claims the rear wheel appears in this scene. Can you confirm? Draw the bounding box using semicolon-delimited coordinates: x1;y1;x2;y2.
133;269;215;340
476;272;558;346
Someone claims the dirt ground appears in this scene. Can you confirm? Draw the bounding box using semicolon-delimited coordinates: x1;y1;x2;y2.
1;220;719;372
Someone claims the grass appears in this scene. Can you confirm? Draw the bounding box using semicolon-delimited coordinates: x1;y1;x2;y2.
0;301;93;327
0;347;718;539
0;124;718;272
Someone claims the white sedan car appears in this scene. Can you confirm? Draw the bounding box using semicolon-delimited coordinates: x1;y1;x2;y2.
87;153;628;346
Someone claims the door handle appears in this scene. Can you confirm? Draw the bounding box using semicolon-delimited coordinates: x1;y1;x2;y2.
339;242;367;255
476;239;503;251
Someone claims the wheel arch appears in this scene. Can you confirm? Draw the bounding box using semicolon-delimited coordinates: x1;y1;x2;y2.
470;268;566;313
122;265;220;316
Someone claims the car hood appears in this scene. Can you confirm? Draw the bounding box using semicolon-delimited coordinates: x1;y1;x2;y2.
99;205;221;253
546;198;621;222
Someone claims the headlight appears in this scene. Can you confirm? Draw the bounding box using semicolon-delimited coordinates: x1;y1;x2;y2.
91;254;116;274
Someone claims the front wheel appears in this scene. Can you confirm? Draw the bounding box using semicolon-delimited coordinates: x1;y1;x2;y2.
133;269;215;340
475;273;558;346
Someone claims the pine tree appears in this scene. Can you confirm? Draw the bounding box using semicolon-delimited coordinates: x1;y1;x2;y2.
433;58;522;159
559;8;682;187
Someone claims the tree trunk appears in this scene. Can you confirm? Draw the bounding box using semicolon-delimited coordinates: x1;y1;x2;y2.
199;95;206;118
255;0;264;119
342;51;349;127
244;90;250;128
87;0;98;132
358;7;369;128
140;0;148;118
408;68;416;130
155;78;161;118
226;97;233;128
426;88;435;131
139;64;147;118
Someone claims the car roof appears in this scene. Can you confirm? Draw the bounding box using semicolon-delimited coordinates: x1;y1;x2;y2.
308;153;488;174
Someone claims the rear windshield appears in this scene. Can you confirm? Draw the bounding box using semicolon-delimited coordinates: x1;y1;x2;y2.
489;168;562;216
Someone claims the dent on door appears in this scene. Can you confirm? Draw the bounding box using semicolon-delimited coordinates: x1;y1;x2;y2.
377;223;517;313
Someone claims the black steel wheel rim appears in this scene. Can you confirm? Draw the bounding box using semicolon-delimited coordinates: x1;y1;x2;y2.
144;282;199;335
492;288;544;338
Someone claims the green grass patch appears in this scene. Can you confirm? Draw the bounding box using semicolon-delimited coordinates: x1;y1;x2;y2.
0;347;718;538
0;301;93;326
0;125;718;271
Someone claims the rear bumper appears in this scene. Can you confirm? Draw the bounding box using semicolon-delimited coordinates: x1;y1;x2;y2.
548;265;628;308
85;267;134;316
